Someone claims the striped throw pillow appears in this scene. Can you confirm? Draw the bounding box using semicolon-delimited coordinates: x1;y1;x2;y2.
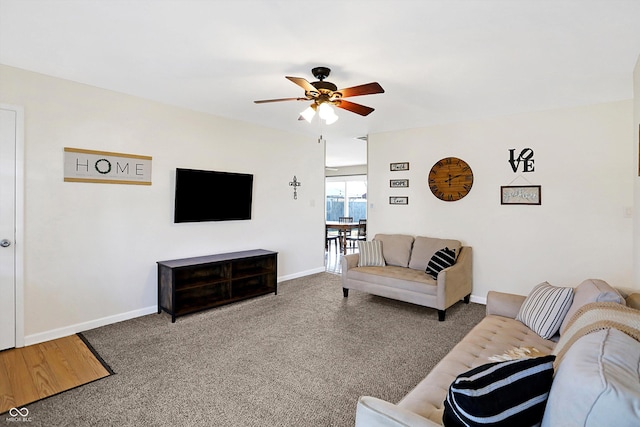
443;355;556;427
358;240;385;267
516;282;574;339
425;247;456;279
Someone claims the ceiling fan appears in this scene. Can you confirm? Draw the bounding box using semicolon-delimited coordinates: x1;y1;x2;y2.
254;67;384;123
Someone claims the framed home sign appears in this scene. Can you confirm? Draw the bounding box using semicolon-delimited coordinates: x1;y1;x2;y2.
500;185;541;205
390;179;409;188
389;196;408;205
390;162;409;171
64;147;152;185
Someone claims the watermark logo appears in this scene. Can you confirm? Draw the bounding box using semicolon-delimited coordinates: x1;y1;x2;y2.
6;407;31;422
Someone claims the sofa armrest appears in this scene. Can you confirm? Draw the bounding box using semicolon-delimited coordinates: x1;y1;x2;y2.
341;253;359;290
486;291;526;319
437;246;472;310
342;253;359;272
356;396;442;427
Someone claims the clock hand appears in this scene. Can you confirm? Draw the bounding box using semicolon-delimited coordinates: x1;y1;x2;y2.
445;174;463;184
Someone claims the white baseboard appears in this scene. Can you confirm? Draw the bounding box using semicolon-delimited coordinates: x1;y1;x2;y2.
23;267;327;346
278;267;326;282
470;294;487;305
24;305;158;346
22;277;483;346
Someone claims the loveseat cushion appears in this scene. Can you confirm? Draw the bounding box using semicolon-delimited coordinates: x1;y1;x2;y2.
374;234;415;267
347;265;437;295
542;328;640;427
443;355;555;427
408;236;461;271
516;282;573;339
559;278;625;335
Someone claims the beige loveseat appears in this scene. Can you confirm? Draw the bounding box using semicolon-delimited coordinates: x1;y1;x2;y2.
341;234;472;321
355;279;640;427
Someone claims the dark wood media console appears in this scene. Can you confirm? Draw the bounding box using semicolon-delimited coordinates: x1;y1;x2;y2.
157;249;278;322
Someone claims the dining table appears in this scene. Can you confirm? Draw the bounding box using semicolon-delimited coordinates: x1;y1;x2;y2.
325;221;360;255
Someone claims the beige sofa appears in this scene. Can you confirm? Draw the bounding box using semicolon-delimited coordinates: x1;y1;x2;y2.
355;279;640;427
341;234;472;321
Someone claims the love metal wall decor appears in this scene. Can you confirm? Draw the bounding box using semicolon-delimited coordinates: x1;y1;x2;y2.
503;148;541;205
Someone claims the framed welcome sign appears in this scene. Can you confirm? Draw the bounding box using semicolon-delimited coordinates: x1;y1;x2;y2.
500;185;541;205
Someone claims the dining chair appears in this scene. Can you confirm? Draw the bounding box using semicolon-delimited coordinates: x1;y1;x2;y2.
338;216;354;252
347;219;367;248
326;228;339;252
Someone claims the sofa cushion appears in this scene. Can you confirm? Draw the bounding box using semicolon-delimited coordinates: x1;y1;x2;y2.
347;265;437;295
397;315;557;424
357;240;386;267
559;279;625;335
409;236;461;271
443;355;555;427
516;282;574;339
542;328;640;427
425;247;457;279
374;234;414;267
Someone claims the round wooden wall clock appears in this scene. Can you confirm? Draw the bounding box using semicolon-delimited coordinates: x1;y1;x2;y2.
428;157;474;201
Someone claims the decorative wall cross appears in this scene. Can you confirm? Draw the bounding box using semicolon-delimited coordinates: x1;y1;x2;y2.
289;175;301;200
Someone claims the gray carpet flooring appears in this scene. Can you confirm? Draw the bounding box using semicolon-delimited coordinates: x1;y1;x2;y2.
23;273;485;427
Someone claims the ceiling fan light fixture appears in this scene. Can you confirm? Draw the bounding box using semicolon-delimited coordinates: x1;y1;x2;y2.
300;105;316;122
317;102;333;120
316;103;339;124
324;110;339;125
255;67;384;123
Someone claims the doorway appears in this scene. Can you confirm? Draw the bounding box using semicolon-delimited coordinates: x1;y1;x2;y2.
0;104;25;350
325;175;367;222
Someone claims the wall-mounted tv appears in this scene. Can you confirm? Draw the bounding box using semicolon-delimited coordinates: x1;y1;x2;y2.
174;168;253;223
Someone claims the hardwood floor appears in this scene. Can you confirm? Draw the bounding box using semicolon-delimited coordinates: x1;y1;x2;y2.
0;334;111;414
325;241;358;274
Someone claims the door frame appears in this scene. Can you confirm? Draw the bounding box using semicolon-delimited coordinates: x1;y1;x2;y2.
1;104;25;348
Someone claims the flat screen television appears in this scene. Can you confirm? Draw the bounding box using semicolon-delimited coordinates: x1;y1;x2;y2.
174;168;253;223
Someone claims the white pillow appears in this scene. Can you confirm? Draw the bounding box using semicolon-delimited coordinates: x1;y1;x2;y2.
358;240;385;267
516;282;574;339
542;328;640;427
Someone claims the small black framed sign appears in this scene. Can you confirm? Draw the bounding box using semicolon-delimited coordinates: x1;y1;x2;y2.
389;196;408;205
390;162;409;171
500;185;541;205
390;179;409;188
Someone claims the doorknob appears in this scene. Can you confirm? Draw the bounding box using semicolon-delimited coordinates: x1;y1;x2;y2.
0;239;11;248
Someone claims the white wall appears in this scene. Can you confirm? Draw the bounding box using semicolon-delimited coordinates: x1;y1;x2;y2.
634;54;640;287
0;65;326;344
368;101;635;300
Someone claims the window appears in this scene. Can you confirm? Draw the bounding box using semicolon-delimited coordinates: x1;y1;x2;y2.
326;176;367;221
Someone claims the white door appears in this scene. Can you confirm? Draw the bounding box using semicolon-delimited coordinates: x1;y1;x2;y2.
0;106;18;350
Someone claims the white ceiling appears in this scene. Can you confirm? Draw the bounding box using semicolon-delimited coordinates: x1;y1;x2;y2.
1;0;640;167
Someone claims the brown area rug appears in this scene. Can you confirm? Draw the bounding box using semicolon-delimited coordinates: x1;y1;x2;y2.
19;273;484;427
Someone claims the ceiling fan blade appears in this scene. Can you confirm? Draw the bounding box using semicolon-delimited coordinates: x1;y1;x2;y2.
336;82;384;98
254;97;307;104
334;99;375;116
286;76;318;93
